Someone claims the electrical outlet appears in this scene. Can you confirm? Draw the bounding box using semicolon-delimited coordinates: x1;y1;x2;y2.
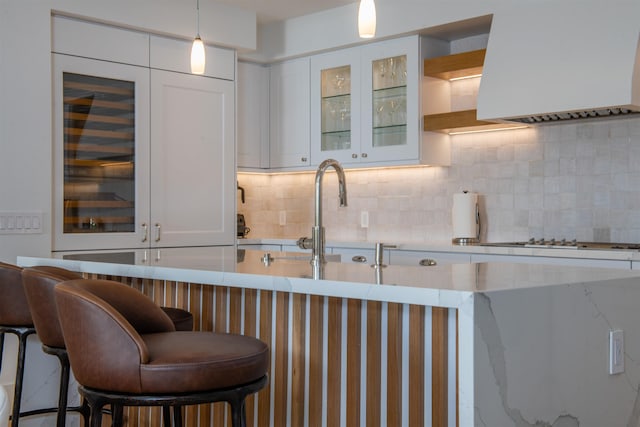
609;329;624;375
360;211;369;228
279;210;287;226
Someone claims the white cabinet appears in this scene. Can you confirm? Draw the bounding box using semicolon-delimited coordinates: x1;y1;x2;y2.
471;253;631;269
360;37;420;164
269;58;311;169
150;70;235;247
310;46;362;165
310;36;424;167
330;247;377;265
52;21;236;251
238;62;270;169
389;250;471;266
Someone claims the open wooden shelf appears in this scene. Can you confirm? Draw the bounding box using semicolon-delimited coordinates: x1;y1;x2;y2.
423;49;525;134
423;49;485;80
423;109;499;133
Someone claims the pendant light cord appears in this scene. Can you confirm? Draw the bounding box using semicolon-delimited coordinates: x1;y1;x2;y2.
196;0;200;37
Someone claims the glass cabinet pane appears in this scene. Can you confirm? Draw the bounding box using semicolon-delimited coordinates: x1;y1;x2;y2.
320;65;351;152
63;72;135;233
372;55;407;147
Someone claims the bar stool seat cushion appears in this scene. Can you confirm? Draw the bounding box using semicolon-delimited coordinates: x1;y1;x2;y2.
140;332;268;394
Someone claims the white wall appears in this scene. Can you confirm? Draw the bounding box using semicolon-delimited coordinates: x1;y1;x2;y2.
0;0;254;263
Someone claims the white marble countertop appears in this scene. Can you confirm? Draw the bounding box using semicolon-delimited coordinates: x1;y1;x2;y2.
18;246;640;309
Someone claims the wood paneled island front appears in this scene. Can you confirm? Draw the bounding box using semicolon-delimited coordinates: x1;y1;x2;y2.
18;246;640;427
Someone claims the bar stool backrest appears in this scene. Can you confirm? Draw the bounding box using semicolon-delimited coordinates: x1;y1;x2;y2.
0;262;31;326
22;266;83;349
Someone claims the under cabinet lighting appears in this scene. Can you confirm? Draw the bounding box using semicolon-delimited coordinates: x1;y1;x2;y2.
448;125;529;135
449;73;482;82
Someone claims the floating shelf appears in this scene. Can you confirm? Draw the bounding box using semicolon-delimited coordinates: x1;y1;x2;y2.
424;109;524;134
423;49;524;134
423;49;485;80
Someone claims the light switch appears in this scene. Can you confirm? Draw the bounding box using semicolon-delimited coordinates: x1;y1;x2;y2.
31;214;41;230
0;211;43;234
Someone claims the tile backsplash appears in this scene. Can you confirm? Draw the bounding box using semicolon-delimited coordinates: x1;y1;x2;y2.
238;116;640;244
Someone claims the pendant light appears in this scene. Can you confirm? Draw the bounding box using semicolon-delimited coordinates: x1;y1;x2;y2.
358;0;376;39
190;0;206;74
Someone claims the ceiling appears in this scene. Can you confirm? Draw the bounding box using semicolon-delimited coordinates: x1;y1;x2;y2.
215;0;358;24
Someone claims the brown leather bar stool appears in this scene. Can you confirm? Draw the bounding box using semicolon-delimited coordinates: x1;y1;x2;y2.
55;279;269;427
21;265;194;427
21;266;90;427
0;262;55;427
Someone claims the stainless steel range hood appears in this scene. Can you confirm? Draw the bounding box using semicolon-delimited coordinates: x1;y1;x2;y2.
477;2;640;124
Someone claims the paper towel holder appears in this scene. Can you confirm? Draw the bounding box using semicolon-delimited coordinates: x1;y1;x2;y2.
452;191;481;245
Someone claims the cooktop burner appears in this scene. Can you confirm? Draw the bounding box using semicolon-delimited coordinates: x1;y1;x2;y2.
482;238;640;251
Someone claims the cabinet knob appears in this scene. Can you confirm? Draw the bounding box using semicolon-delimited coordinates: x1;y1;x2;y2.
361;153;368;158
352;153;358;159
301;157;308;162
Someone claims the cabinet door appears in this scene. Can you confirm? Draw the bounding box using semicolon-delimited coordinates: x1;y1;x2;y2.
238;62;270;169
310;47;362;165
389;250;471;266
150;70;235;247
269;58;311;168
360;36;420;163
53;54;151;251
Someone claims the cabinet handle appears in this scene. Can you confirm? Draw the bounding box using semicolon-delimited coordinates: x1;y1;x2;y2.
155;223;161;242
141;223;148;242
419;258;437;266
352;255;367;263
352;153;358;159
301;157;308;162
361;153;368;158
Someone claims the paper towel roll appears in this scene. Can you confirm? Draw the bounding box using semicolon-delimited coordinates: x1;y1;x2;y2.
452;192;478;243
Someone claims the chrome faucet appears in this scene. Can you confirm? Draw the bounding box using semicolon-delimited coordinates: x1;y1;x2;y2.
297;159;348;268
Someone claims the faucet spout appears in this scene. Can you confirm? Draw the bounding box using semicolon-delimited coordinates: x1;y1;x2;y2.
308;159;348;267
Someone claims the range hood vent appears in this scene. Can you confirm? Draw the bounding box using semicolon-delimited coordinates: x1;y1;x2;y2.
509;108;640;125
477;2;640;125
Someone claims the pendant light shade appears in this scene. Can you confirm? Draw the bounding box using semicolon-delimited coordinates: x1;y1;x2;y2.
358;0;376;39
191;0;205;74
191;36;205;74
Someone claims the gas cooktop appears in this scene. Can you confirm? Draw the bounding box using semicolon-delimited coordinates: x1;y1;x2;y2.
481;238;640;251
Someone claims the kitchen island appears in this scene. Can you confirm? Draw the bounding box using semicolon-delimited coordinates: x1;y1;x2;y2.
17;247;640;427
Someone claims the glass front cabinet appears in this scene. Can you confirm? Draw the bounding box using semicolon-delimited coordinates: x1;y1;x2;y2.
53;54;151;250
311;36;419;166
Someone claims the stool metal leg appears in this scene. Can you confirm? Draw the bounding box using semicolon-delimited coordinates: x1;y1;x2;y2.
229;398;246;427
173;405;183;427
54;351;70;427
0;332;4;373
10;329;35;427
